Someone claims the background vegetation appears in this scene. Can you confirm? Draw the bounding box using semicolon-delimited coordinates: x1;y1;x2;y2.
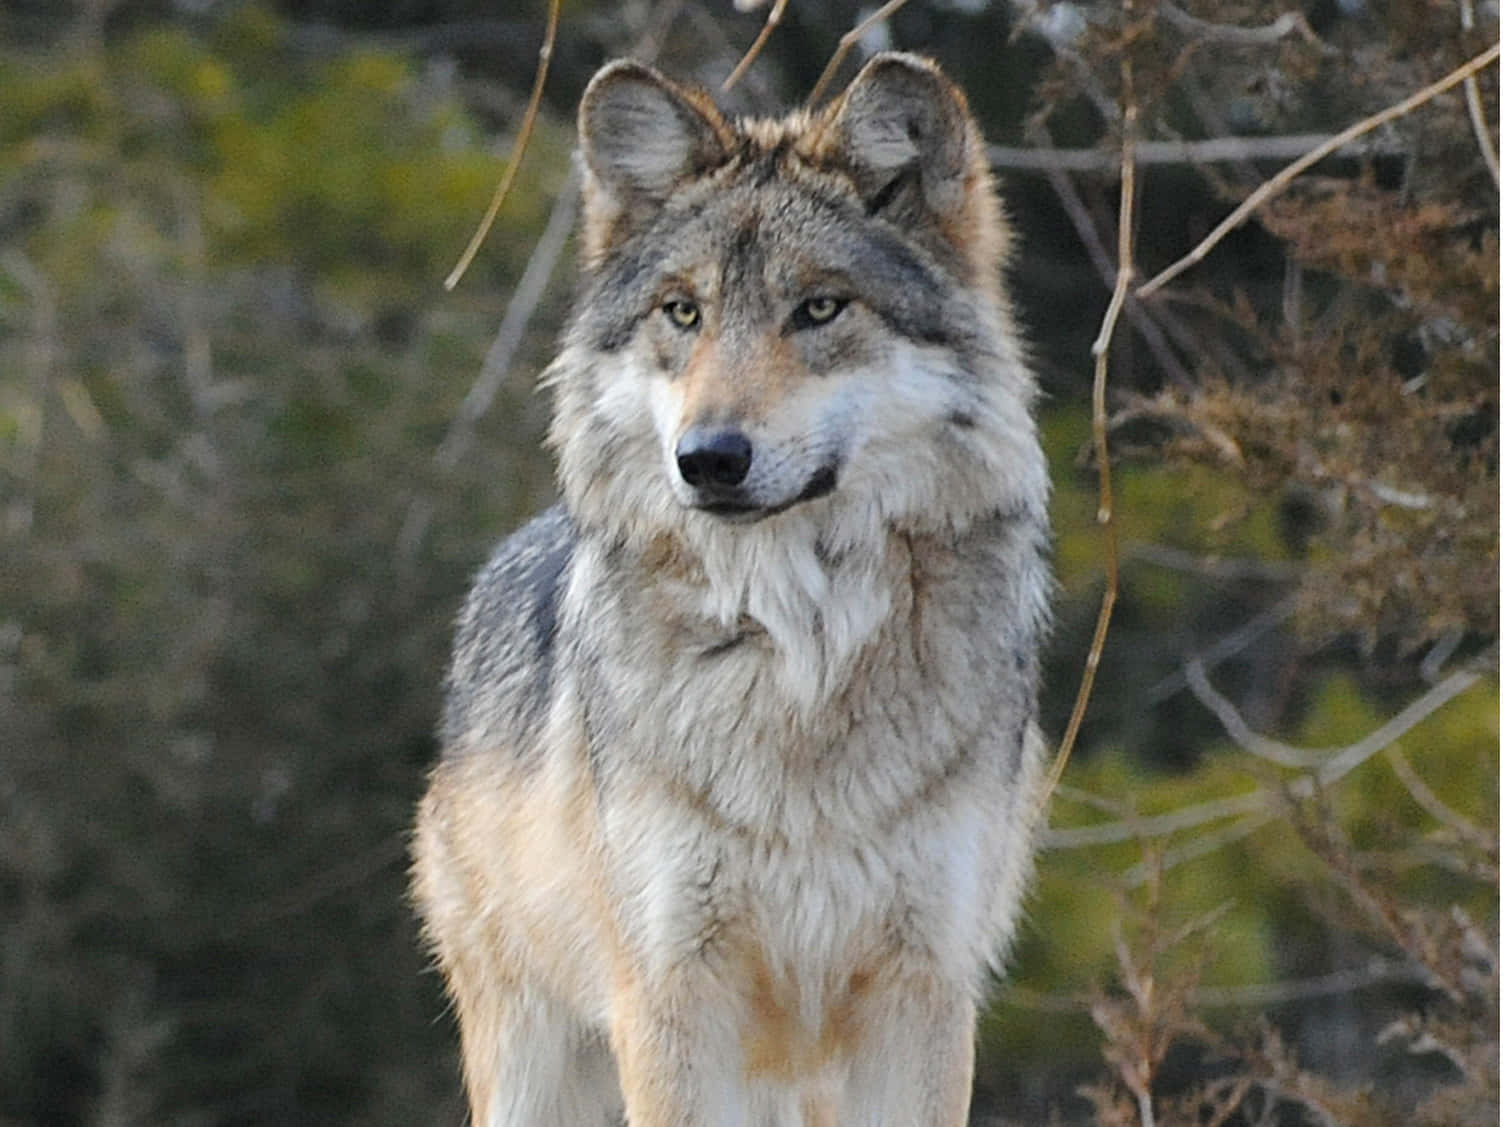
1;1;1495;1124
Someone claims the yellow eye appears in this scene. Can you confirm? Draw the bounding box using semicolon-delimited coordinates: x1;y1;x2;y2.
663;299;701;330
796;295;846;328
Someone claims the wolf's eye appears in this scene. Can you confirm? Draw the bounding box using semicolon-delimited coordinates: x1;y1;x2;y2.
792;296;847;330
663;299;701;331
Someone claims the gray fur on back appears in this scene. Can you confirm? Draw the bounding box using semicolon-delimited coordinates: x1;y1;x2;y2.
441;505;574;758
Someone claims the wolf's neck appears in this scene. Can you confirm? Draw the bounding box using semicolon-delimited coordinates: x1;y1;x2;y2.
669;504;913;710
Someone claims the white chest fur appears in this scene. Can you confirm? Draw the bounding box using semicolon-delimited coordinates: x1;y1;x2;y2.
564;516;1035;1007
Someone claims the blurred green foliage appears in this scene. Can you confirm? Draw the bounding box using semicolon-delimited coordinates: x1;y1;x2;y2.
2;8;564;1123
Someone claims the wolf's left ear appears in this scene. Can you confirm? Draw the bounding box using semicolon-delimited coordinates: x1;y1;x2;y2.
578;61;731;260
822;53;994;252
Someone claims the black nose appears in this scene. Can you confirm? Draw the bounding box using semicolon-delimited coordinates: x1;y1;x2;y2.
676;427;753;489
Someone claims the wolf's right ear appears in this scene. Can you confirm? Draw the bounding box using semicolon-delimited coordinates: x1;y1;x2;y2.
578;61;731;262
819;53;1003;276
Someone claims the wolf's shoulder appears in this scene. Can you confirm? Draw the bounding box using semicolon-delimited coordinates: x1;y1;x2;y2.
440;505;575;759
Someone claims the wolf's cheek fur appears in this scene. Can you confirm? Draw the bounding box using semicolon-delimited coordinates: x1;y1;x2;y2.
832;344;994;518
581;333;1019;535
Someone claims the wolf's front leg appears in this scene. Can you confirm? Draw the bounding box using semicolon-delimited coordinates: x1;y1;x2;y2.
609;976;755;1127
841;974;978;1127
447;966;622;1127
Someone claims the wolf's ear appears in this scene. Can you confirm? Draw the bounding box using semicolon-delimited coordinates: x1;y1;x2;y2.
822;53;993;252
578;61;731;260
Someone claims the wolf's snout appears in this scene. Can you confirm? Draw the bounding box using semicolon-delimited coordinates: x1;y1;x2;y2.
676;427;753;490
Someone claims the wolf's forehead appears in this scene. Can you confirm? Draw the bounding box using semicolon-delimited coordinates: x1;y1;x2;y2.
575;158;966;352
657;179;899;295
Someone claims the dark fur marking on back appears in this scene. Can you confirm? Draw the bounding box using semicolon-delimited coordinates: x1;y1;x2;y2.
526;530;570;686
441;506;575;758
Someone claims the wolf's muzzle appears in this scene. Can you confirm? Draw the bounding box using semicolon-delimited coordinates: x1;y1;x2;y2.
676;427;839;520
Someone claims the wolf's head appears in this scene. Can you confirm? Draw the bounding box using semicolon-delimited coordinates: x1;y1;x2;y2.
548;53;1044;551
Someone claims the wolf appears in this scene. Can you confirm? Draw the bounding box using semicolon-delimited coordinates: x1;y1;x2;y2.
411;51;1052;1127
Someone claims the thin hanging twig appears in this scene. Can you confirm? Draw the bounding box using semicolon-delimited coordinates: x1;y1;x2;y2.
1043;19;1139;801
1027;124;1194;389
443;0;560;291
722;0;789;92
807;0;914;106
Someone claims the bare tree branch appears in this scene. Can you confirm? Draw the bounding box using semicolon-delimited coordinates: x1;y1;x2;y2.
721;0;788;92
1155;1;1324;49
1045;790;1266;850
1315;665;1487;787
1383;745;1495;853
1121;812;1275;887
1128;544;1303;583
1043;55;1137;800
807;0;914;106
1044;660;1490;850
1137;43;1502;298
1459;0;1501;187
1001;956;1428;1012
1025;124;1195;389
436;170;580;474
1185;658;1324;769
1192;958;1429;1007
989;132;1404;173
1144;595;1298;705
397;170;579;571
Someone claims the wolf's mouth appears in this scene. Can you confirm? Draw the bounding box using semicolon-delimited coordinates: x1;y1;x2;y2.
693;463;839;522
